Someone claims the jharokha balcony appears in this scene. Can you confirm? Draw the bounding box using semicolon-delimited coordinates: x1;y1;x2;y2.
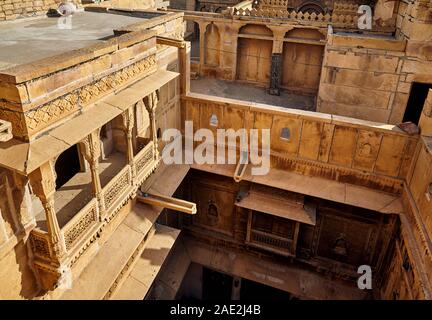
30;133;159;273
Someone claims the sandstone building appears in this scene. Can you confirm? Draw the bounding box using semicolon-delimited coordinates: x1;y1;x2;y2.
0;0;431;300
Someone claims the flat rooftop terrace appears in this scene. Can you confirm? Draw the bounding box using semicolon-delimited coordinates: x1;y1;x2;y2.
0;10;150;70
191;77;316;111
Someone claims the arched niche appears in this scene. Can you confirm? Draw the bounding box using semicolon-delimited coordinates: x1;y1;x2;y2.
204;23;221;67
236;24;273;85
284;28;325;41
239;24;273;37
281;28;325;95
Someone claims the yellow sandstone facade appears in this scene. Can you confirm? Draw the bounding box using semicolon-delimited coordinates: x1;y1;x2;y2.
0;0;431;300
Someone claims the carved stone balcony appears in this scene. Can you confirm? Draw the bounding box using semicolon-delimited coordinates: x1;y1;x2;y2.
29;141;159;287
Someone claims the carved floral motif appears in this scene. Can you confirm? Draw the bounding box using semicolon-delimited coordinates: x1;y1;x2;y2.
18;54;157;137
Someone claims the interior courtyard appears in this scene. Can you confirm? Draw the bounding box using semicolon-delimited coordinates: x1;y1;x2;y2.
0;0;431;300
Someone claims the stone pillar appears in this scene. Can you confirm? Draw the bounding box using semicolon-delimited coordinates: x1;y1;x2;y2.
230;23;242;81
268;27;289;96
121;107;135;167
269;53;282;95
198;21;210;72
179;41;191;95
144;91;159;159
79;130;104;219
29;161;66;258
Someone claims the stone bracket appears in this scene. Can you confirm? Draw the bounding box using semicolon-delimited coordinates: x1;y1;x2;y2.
0;119;13;142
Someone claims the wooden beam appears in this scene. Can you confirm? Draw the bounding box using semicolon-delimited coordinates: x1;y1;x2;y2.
156;36;186;48
137;193;197;215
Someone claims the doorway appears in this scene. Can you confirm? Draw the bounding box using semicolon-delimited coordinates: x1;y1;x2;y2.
55;144;81;189
403;82;432;124
202;267;233;300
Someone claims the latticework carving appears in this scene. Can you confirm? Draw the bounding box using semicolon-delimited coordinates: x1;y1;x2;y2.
135;143;154;175
103;167;132;211
231;7;358;27
30;230;51;260
63;200;98;251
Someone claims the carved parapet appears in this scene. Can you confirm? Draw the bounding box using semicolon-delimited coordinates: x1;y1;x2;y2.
0;119;12;142
102;165;133;216
63;199;99;252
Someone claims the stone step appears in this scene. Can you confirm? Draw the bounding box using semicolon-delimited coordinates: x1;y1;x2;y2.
59;202;159;300
111;224;180;300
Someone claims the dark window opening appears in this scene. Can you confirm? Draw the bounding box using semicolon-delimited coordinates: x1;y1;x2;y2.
240;278;293;300
403;82;432;125
202;267;233;300
55;145;81;189
100;124;108;139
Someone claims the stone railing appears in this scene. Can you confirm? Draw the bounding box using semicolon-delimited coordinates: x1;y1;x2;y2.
62;198;99;252
30;142;159;268
134;141;157;184
183;93;417;194
257;0;288;9
103;165;133;214
231;0;254;10
230;8;359;27
333;2;359;14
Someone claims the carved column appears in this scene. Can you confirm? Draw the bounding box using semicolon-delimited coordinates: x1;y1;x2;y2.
79;130;104;218
268;26;289;96
144;91;159;159
269;53;282;95
29;161;66;258
121;107;136;181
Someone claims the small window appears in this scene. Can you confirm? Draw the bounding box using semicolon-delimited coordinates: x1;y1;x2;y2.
157;128;162;139
280;127;290;140
208;202;218;217
209;114;218;127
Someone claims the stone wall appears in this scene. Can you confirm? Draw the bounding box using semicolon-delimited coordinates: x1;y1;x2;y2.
0;169;38;299
183;92;418;194
0;0;82;21
396;0;432;41
317;33;408;123
317;25;432;124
